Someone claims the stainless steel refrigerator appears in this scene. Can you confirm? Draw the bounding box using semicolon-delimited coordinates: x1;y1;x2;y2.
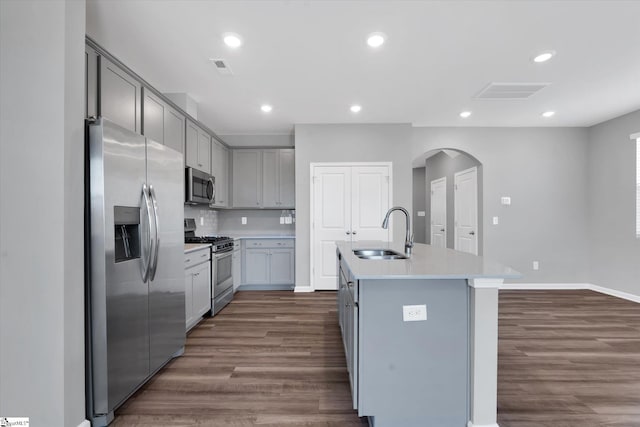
86;118;185;426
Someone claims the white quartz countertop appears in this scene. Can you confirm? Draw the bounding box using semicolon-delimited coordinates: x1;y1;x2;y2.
337;241;521;280
230;235;296;240
184;243;211;254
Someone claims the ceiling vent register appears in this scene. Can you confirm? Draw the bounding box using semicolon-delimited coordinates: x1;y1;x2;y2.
210;58;233;75
475;82;550;100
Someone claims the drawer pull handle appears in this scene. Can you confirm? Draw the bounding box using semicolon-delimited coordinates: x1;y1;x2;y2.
185;258;191;263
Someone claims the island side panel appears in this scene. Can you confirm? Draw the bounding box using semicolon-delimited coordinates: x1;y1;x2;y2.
358;279;469;427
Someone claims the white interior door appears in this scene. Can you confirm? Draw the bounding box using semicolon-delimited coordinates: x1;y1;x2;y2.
430;177;447;248
312;166;351;290
351;166;390;242
454;167;478;255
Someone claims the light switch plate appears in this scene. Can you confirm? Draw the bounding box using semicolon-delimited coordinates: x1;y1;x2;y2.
403;304;427;322
241;217;247;225
501;196;511;205
533;261;539;270
285;217;292;224
280;217;285;224
492;216;499;225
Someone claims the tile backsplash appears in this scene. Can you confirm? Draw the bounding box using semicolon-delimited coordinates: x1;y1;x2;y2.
184;205;218;235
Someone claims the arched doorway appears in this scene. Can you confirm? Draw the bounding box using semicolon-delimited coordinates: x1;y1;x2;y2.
412;148;483;255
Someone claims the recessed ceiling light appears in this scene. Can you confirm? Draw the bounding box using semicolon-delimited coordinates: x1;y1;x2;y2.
542;111;555;118
261;104;272;113
223;33;243;48
350;105;362;113
533;51;555;63
459;111;472;118
367;32;386;48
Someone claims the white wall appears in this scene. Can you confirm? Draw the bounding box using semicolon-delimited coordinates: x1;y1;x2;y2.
0;1;86;426
294;123;413;288
587;109;640;295
412;127;590;283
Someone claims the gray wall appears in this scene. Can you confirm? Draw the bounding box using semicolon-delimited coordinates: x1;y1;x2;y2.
587;109;640;295
0;1;86;426
184;205;218;235
220;134;294;147
424;151;483;252
295;124;413;288
412;127;590;283
412;167;427;244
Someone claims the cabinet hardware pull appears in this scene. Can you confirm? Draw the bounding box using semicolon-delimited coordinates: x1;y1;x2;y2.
185;258;191;263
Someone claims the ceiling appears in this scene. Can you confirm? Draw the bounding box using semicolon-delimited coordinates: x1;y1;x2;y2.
87;0;640;136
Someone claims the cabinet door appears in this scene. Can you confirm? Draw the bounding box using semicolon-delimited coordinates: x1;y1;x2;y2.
269;249;294;284
351;166;390;242
279;149;295;208
185;270;194;330
185;120;199;169
232;247;242;291
143;88;165;145
164;106;185;155
244;249;270;284
232;150;261;208
262;150;279;208
197;129;211;173
100;57;141;134
192;262;211;319
211;141;228;207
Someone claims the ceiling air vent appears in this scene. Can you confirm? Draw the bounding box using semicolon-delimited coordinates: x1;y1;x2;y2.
209;58;233;75
475;82;549;100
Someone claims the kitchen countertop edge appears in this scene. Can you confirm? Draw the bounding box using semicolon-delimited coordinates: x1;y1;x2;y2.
184;243;212;254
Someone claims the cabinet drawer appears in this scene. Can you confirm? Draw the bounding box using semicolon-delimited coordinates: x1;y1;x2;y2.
185;248;210;269
245;239;294;249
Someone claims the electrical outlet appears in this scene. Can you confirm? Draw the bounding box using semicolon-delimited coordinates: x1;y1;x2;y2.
403;304;427;322
417;211;426;217
241;217;247;225
533;261;539;270
501;196;511;205
285;217;292;224
200;216;204;226
280;217;285;224
492;216;499;225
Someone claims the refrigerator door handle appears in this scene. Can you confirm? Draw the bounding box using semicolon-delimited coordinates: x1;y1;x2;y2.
141;184;155;282
149;184;160;281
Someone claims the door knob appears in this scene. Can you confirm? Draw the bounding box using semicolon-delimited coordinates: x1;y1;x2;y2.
346;231;351;235
352;231;357;235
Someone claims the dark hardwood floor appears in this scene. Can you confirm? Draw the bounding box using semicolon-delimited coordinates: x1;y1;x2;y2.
114;291;367;426
498;290;640;427
113;289;640;426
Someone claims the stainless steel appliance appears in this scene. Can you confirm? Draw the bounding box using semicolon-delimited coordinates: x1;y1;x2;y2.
184;219;234;315
185;167;215;205
86;118;185;426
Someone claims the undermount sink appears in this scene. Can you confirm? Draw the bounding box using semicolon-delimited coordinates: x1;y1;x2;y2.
353;249;408;260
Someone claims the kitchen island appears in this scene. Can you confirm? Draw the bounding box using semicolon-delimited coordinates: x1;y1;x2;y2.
336;241;520;427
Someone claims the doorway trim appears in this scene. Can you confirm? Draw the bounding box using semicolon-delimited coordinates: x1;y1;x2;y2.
429;177;447;248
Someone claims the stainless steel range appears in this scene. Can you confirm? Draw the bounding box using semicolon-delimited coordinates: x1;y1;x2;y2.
184;218;234;315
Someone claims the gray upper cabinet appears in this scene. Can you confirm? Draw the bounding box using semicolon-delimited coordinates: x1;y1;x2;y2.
232;150;262;208
185;120;211;173
100;57;141;134
143;88;185;154
210;139;229;208
232;149;295;209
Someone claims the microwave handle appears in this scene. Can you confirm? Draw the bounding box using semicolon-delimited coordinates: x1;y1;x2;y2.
207;177;216;203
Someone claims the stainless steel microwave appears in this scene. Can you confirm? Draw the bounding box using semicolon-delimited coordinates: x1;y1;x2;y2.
185;167;215;205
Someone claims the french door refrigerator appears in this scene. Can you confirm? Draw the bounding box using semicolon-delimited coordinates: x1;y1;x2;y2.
86;118;185;426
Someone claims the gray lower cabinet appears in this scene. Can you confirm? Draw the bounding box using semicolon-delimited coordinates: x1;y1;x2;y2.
186;119;211;173
337;251;468;427
185;248;211;331
100;57;141;134
142;88;185;154
232;242;242;292
242;239;295;287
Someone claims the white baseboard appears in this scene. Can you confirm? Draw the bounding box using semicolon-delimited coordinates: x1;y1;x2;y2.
77;420;91;427
500;282;640;304
467;422;499;427
294;286;313;293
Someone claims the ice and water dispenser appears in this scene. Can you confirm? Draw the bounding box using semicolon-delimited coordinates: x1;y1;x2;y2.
114;206;141;263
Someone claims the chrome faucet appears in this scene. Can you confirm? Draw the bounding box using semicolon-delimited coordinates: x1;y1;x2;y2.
381;206;414;256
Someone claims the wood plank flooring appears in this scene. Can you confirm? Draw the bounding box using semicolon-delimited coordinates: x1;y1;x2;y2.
113;289;640;426
498;290;640;427
113;291;368;427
